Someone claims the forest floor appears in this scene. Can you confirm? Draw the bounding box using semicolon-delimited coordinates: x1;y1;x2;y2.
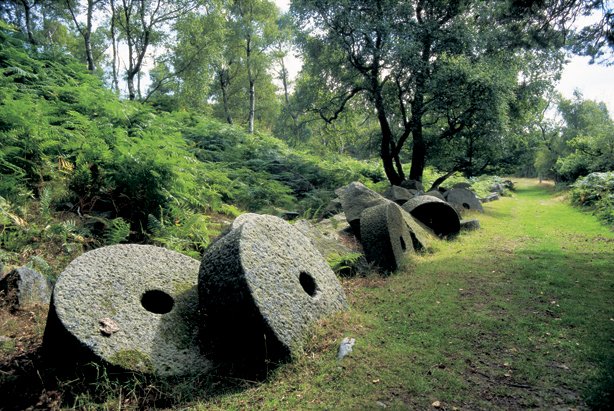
1;179;613;410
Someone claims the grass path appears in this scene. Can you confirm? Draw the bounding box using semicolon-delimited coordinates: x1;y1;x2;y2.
201;179;614;410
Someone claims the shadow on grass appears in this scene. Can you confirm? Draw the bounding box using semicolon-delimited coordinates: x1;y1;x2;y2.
0;340;270;410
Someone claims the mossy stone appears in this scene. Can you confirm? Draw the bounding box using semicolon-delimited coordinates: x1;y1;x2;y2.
44;244;209;377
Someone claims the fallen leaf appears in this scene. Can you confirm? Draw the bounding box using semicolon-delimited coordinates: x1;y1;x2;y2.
99;318;119;336
432;400;441;408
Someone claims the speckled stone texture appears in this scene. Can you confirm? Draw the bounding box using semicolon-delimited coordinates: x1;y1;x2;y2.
231;212;260;230
337;182;388;237
360;202;414;272
199;214;348;366
43;244;209;376
383;185;412;205
444;188;484;213
0;267;51;310
402;195;461;238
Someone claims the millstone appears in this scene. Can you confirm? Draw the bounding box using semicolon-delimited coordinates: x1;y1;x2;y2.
337;181;388;237
44;244;209;376
231;212;260;230
444;188;484;213
383;185;412;205
402;195;461;238
360;202;414;272
199;214;348;365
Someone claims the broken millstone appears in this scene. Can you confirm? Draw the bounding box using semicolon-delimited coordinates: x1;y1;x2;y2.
0;267;51;311
199;214;348;367
360;202;414;272
337;182;388;238
43;244;209;377
402;195;460;238
383;185;412;205
444;188;484;213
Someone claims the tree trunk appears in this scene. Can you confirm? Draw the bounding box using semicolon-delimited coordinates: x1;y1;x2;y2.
372;80;403;185
110;3;119;92
408;112;426;182
127;73;136;100
220;70;233;124
85;1;95;71
279;56;300;141
21;0;36;44
246;36;255;134
408;35;432;183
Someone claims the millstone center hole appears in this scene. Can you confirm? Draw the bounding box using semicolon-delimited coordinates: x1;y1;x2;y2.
141;289;174;314
462;203;471;209
299;271;318;297
400;236;407;252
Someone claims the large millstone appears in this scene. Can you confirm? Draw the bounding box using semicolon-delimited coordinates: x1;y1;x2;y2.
360;202;414;272
444;188;484;213
337;182;388;237
402;195;461;238
199;215;347;366
43;244;209;376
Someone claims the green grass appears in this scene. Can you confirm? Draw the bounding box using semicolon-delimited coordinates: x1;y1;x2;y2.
189;179;613;409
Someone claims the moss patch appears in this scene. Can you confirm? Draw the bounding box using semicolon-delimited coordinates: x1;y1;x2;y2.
109;349;153;373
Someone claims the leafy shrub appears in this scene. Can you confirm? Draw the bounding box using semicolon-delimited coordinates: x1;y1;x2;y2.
570;172;614;226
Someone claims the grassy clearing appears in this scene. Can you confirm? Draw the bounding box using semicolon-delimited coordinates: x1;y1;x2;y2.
1;179;612;409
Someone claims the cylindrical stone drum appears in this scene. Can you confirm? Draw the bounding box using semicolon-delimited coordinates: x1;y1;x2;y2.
43;244;209;376
199;215;348;367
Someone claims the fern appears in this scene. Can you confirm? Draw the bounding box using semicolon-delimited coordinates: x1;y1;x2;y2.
104;218;131;245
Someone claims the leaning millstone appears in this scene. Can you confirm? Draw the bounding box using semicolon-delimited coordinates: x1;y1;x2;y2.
424;190;445;201
0;267;51;310
199;214;348;366
383;185;412;205
43;244;209;377
337;182;388;237
400;209;436;252
360;202;414;272
402;195;461;238
444;188;484;213
460;219;481;231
